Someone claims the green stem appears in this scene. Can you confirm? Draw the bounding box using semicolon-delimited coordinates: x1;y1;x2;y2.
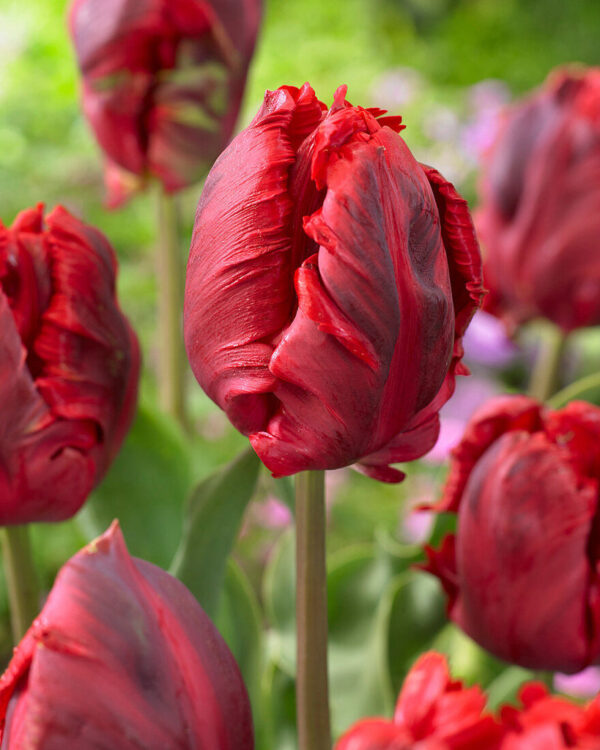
527;326;569;402
156;188;188;429
1;526;40;643
548;371;600;409
295;470;331;750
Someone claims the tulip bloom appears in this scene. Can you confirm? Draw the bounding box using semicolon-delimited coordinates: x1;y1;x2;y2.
335;651;503;749
500;682;600;749
477;67;600;332
423;395;600;673
69;0;262;206
184;83;483;481
0;205;139;524
0;522;254;749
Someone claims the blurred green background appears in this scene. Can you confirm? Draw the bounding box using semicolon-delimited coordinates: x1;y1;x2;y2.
1;0;600;746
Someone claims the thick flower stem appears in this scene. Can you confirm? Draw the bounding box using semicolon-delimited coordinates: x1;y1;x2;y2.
156;188;188;429
1;526;40;642
295;470;331;750
528;325;569;402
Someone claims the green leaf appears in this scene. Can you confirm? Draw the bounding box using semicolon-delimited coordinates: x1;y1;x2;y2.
486;665;536;710
386;571;447;693
215;560;265;746
262;529;296;676
77;402;193;568
170;447;261;618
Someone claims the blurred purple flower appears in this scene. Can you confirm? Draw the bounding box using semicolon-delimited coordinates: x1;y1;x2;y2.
424;375;500;464
463;310;519;369
253;496;292;529
460;80;511;164
554;667;600;699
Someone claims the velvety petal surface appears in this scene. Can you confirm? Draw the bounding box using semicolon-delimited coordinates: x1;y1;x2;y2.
185;83;482;480
0;205;139;523
424;397;600;674
0;523;253;749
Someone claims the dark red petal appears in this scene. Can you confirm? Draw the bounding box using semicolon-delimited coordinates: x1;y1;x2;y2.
453;431;596;672
184;84;325;436
0;292;97;524
35;207;140;479
477;68;600;333
251;121;455;477
437;395;543;513
0;523;253;748
357;413;440;483
418;535;460;615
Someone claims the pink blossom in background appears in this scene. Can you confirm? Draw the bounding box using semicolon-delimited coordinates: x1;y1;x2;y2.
463;310;520;369
460;79;511;164
554;667;600;699
424;375;500;463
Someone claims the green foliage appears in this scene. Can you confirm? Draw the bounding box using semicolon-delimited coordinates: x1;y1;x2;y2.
261;529;449;741
170;448;261;618
78;402;193;569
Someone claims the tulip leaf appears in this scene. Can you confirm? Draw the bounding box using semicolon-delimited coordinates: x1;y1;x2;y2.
78;402;193;569
431;623;510;688
262;529;296;676
216;560;266;747
485;665;536;710
170;446;261;618
386;571;447;693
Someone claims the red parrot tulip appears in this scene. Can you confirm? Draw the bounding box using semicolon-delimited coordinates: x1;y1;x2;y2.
334;651;503;749
477;67;600;332
184;83;483;481
69;0;262;206
0;522;254;749
423;395;600;673
0;205;139;524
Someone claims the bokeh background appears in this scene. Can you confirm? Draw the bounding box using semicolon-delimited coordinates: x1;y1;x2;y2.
2;0;600;747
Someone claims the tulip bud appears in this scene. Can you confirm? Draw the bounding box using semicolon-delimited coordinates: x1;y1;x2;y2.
69;0;262;207
0;522;254;749
335;651;503;749
0;205;139;524
422;396;600;673
184;83;484;481
477;66;600;332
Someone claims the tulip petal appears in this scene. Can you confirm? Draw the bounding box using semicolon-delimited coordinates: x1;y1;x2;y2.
454;432;596;672
251;120;455;477
185;84;325;435
0;522;253;749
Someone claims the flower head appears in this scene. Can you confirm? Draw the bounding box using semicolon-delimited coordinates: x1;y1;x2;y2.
0;204;139;523
69;0;262;206
0;522;254;749
184;83;483;481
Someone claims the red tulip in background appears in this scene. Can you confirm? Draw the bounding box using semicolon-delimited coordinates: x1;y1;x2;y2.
0;522;254;749
184;83;484;481
0;205;139;524
477;66;600;332
334;652;600;749
69;0;262;206
422;395;600;673
500;682;600;749
334;651;503;749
